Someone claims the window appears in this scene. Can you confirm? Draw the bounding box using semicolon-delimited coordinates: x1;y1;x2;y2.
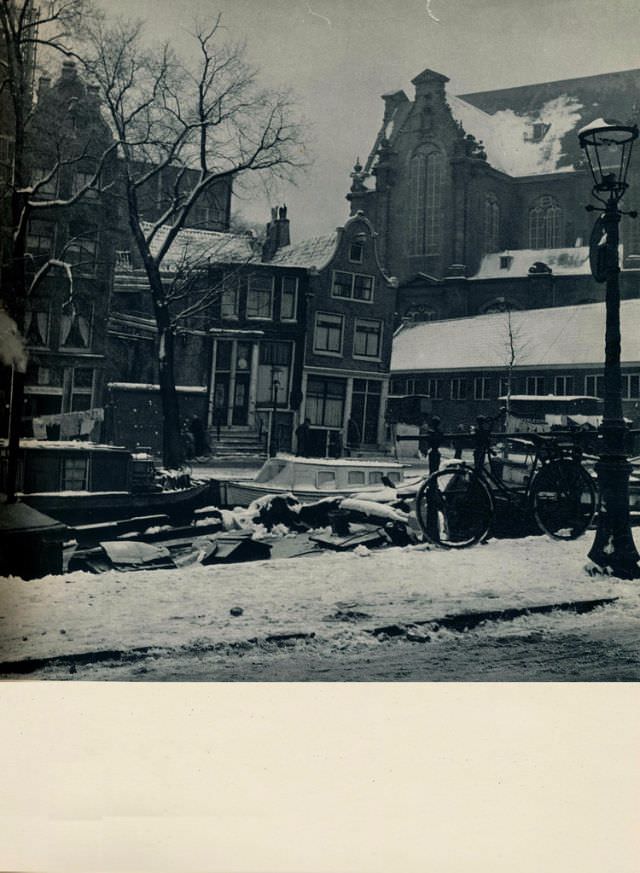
26;363;63;387
61;302;92;349
351;379;382;444
220;277;239;319
317;471;336;489
26;219;55;261
529;196;562;249
409;149;444;256
24;307;50;347
450;378;467;400
554;375;574;396
526;376;545;395
71;367;94;411
474;377;490;400
246;274;274;319
353;319;382;359
484;193;500;253
33;166;58;199
584;374;604;397
623;373;640;399
624;213;640;257
426;378;442;399
0;135;14;167
499;256;512;270
280;276;298;321
62;457;88;491
331;271;374;302
525;122;551;143
259;341;291;367
314;312;343;355
72;168;99;198
349;242;364;263
347;470;365;485
66;223;98;272
306;376;345;428
390;378;407;395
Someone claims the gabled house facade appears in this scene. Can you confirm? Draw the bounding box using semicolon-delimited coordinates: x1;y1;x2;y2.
268;212;398;456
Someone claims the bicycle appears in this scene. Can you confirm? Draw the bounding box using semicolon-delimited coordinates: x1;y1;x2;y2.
415;431;597;548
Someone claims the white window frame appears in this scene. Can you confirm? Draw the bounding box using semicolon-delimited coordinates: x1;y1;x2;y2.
313;312;344;357
526;376;546;395
474;376;490;400
280;276;298;322
331;270;374;303
584;374;604;397
221;276;240;320
623;372;640;399
553;375;574;396
246;274;274;320
450;378;467;400
353;318;382;361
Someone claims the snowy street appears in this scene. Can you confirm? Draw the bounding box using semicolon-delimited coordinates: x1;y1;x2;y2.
2;533;640;681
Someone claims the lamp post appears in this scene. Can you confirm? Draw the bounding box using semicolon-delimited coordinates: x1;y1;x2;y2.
579;117;640;578
269;367;281;457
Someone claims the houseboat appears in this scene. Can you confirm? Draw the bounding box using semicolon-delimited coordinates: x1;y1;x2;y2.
0;439;212;526
220;453;420;507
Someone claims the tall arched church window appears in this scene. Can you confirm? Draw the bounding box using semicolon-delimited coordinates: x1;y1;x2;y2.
528;195;562;249
408;149;444;256
484;193;500;252
624;213;640;256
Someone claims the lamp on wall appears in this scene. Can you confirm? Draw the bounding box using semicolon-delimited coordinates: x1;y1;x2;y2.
579;117;640;578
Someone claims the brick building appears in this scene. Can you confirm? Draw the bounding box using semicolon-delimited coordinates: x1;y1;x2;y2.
348;67;640;322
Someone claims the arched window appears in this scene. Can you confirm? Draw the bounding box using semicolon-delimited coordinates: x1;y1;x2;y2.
484;193;500;252
624;212;640;257
408;149;444;256
528;196;562;249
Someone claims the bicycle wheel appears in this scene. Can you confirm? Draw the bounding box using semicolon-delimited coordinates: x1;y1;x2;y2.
530;460;597;540
415;466;494;548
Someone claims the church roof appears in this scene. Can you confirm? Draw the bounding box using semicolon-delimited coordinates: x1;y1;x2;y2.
473;246;593;279
391;300;640;373
458;67;640;176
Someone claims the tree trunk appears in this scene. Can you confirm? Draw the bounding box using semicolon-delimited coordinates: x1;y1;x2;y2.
156;316;184;469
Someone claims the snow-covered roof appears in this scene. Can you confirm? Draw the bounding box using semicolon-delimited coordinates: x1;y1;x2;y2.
391;300;640;373
473;246;593;279
268;232;338;270
141;222;255;271
448;92;582;176
107;382;207;394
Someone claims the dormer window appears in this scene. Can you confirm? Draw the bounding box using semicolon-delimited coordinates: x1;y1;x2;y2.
349;241;364;263
525;122;551;143
499;256;512;270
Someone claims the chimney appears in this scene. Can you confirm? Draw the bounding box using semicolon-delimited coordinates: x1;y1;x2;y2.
37;75;51;102
86;84;100;101
60;60;77;81
262;205;291;261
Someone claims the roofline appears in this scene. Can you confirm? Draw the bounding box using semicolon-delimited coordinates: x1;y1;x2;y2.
459;66;640;101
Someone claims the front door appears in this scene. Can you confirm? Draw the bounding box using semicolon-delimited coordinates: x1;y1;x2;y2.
232;373;250;425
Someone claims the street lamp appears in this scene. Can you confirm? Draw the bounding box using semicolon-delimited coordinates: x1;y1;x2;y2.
269;367;282;457
579;117;640;578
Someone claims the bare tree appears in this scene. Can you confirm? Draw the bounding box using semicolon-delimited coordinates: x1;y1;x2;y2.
493;302;530;435
85;14;307;468
0;0;115;502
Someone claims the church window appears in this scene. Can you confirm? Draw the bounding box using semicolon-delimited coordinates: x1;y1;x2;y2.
409;149;444;256
484;193;500;253
529;196;562;249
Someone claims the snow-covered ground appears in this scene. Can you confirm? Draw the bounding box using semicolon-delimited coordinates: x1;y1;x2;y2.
2;531;640;680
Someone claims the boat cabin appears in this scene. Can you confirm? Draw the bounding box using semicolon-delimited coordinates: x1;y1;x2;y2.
254;454;406;492
0;440;144;495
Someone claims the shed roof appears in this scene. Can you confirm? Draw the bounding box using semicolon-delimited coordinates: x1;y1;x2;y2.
391;300;640;373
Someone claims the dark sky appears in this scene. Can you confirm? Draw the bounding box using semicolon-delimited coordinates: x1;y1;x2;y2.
99;0;640;241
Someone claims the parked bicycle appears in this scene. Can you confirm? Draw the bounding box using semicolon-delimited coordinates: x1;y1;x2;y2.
415;431;597;548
